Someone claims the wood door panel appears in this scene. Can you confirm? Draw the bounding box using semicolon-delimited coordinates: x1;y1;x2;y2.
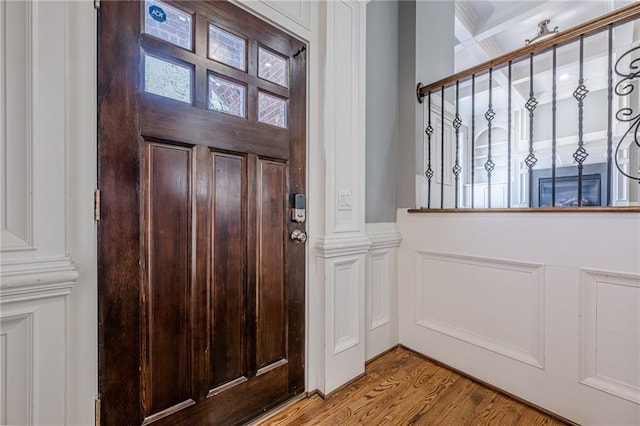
99;1;306;424
140;96;289;159
152;365;290;426
142;143;194;418
257;159;287;369
210;152;247;389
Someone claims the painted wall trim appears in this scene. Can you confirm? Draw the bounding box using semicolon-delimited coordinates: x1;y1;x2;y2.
366;222;402;250
413;250;545;369
316;234;372;258
0;257;78;303
578;268;640;404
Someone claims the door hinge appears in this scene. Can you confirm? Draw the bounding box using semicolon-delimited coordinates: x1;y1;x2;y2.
94;0;100;10
95;398;101;426
94;189;101;221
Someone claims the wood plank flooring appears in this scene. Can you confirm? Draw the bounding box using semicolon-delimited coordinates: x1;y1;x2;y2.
257;347;568;426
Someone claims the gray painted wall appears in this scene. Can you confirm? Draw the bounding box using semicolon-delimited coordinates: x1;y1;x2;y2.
366;0;455;216
366;0;400;223
397;1;417;209
397;1;455;209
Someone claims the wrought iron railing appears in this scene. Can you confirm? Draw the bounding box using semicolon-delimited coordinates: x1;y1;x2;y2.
414;3;640;211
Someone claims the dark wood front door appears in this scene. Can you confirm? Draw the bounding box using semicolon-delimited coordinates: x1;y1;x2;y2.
97;1;306;424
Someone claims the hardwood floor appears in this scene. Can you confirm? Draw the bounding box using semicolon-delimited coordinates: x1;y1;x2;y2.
256;347;568;425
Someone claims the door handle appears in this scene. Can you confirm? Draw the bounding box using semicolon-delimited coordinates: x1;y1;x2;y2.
290;229;307;244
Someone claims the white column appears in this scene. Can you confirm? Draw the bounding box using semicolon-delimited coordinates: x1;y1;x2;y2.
314;0;370;395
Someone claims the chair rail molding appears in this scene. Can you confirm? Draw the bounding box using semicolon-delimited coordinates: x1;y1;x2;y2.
0;257;78;304
315;234;372;258
366;222;402;250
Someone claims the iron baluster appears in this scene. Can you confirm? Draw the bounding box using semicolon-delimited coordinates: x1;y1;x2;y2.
607;25;614;206
485;69;496;208
441;86;445;209
425;92;434;209
552;46;557;207
453;81;463;208
507;62;512;208
573;35;590;206
471;75;476;208
614;44;640;184
525;53;539;207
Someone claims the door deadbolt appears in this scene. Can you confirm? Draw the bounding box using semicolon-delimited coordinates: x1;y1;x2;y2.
290;229;307;243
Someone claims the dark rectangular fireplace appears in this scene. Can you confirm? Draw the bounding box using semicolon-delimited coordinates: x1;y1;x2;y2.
539;174;601;207
532;163;608;207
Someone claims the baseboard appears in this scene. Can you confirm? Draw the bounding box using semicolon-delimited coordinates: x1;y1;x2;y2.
316;372;367;399
365;344;400;365
398;344;579;426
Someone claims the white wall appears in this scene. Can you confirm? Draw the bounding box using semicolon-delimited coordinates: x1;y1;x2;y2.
0;1;93;424
398;209;640;425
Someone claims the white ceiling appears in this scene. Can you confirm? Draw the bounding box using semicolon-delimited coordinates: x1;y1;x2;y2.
455;0;636;72
454;0;640;116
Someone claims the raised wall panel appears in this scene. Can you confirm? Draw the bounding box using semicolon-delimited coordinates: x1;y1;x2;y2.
579;269;640;404
256;159;287;369
320;252;366;393
142;143;194;419
259;1;311;31
1;0;33;251
330;0;363;234
365;223;401;361
414;251;545;368
333;258;360;354
369;251;390;330
0;313;32;425
210;152;247;388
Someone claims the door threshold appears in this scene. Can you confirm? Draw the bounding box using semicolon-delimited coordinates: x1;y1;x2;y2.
245;392;313;425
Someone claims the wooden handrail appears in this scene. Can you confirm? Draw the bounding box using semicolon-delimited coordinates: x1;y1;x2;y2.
417;2;640;101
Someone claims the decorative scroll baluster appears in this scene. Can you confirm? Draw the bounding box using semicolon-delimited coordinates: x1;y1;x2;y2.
471;75;476;208
573;35;590;206
614;45;640;183
607;25;613;206
485;69;496;208
552;46;557;207
425;92;434;209
525;53;539;207
441;85;445;209
507;62;512;208
453;81;463;208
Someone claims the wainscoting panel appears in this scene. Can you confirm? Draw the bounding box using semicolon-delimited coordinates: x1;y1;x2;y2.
326;0;365;234
1;0;33;251
0;313;32;425
317;246;367;394
414;251;544;368
333;258;360;354
398;209;640;426
0;295;68;425
369;251;390;330
256;1;312;32
579;269;640;404
365;223;400;361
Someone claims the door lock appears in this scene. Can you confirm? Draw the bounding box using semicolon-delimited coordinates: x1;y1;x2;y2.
290;229;307;243
291;194;306;223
